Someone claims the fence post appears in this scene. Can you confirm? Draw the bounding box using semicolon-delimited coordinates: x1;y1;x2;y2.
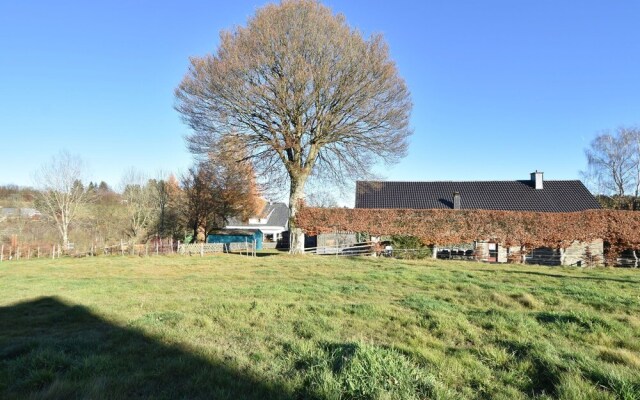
200;242;204;257
0;244;3;262
52;245;55;259
156;240;159;256
37;247;40;258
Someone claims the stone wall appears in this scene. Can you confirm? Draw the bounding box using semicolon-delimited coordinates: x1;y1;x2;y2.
473;239;604;266
562;239;603;266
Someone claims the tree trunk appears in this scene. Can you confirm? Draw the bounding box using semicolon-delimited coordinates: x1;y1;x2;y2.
288;173;308;254
62;225;69;251
192;221;199;244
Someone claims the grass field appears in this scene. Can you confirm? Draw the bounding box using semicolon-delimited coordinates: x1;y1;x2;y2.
1;254;639;399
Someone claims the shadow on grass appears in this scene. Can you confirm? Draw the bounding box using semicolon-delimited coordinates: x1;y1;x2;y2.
0;296;292;400
497;339;562;397
488;268;640;285
226;251;282;257
254;252;283;257
535;311;611;332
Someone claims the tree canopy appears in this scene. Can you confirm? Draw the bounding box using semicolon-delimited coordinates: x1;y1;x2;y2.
175;0;412;251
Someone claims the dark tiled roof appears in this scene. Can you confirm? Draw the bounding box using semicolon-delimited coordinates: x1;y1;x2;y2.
227;202;289;227
355;180;601;212
262;202;290;227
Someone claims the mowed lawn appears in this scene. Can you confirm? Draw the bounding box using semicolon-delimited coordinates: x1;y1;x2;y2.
0;255;639;400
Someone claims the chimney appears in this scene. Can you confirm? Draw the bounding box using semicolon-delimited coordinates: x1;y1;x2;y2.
453;192;461;209
530;171;543;190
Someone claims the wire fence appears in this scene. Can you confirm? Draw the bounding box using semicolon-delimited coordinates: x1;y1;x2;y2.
102;239;178;257
304;241;376;256
0;237;265;262
177;242;257;257
0;244;63;261
1;239;638;267
303;243;637;268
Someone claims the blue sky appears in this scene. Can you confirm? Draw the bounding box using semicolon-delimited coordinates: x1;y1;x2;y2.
1;1;638;199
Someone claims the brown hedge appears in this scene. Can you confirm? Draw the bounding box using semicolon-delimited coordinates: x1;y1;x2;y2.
296;207;640;253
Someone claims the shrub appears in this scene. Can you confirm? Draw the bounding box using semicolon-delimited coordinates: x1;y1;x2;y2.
390;235;431;259
297;207;640;258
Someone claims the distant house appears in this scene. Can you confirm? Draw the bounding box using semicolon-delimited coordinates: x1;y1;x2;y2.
225;202;289;243
356;171;603;265
0;207;42;221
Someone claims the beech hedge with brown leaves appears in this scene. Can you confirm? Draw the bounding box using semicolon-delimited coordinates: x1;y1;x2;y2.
296;207;640;253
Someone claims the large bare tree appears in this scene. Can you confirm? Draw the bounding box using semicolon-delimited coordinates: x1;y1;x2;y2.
34;151;91;250
175;0;412;252
584;126;640;209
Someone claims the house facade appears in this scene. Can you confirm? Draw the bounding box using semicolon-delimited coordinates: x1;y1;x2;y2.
225;202;289;244
355;171;603;265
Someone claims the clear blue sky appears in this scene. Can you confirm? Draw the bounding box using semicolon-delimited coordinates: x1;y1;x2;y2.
1;1;638;198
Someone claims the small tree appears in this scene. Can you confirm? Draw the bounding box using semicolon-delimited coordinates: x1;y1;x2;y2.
583;127;640;209
85;181;126;247
151;174;182;239
175;0;412;252
120;169;158;243
34;151;91;250
180;145;262;242
181;164;215;242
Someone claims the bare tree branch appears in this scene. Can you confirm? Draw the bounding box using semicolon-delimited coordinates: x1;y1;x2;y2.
120;168;157;243
583;126;640;209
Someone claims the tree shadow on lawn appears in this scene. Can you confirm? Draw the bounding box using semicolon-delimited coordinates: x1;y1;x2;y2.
0;296;292;400
226;251;281;257
481;268;640;285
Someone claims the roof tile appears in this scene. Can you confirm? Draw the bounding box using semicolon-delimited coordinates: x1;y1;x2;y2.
355;180;601;212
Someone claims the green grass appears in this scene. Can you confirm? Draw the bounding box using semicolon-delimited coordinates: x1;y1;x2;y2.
0;255;639;399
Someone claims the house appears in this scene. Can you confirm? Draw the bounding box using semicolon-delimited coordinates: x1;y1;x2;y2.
355;171;603;265
225;202;289;244
0;207;42;221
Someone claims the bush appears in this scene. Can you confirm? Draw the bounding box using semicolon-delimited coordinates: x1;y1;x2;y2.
390;236;431;259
